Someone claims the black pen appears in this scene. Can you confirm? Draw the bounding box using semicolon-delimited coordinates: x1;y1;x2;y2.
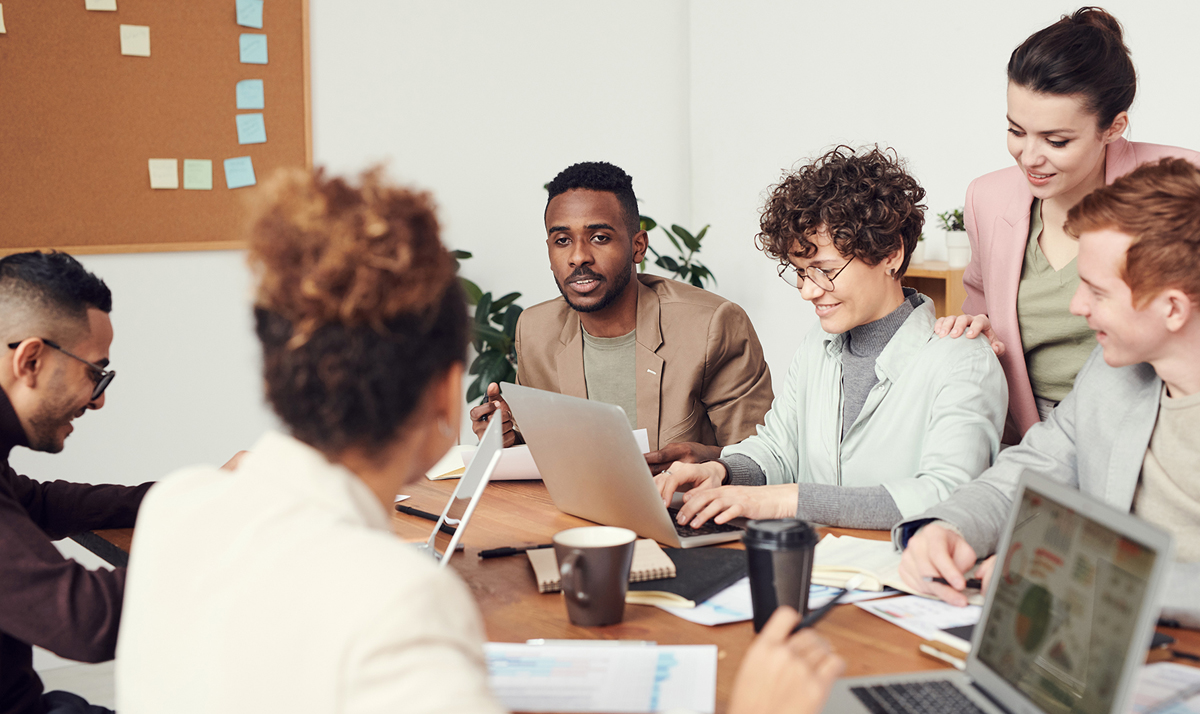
479;543;553;559
791;589;847;633
395;504;456;536
925;577;983;590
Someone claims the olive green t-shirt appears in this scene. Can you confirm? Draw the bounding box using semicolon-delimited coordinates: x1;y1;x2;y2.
581;327;637;430
1016;199;1097;402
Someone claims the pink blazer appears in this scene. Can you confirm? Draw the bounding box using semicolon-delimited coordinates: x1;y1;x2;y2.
962;137;1200;443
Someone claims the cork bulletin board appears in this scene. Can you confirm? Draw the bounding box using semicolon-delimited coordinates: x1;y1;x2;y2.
0;0;311;255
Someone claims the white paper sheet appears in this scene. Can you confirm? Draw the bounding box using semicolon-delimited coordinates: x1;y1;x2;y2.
1131;662;1200;714
856;594;981;641
449;428;650;481
655;577;901;626
485;642;716;713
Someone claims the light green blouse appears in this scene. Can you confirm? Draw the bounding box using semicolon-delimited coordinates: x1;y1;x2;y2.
720;296;1007;518
1016;199;1097;402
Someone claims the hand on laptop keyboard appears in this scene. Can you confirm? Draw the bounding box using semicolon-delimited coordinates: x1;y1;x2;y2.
672;483;801;529
654;461;726;506
667;507;742;535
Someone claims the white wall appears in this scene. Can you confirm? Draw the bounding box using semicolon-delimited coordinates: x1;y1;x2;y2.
309;0;694;312
10;251;276;487
14;0;1200;488
687;0;1200;372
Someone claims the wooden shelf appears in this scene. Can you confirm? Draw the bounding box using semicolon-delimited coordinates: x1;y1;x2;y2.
903;260;966;318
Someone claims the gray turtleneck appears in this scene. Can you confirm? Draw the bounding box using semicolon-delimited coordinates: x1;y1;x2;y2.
718;289;921;529
840;289;919;439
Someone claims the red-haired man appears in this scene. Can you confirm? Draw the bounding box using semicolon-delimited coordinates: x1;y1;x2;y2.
898;158;1200;629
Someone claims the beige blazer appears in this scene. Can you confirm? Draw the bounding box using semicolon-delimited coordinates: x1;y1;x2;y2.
514;274;773;451
962;138;1200;442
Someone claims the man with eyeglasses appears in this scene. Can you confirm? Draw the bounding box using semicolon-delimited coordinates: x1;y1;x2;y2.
468;161;774;473
0;251;143;714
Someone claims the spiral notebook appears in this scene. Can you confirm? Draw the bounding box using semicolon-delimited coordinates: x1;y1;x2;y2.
528;539;676;593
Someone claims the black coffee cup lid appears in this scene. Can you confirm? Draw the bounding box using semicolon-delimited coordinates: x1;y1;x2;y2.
744;519;818;549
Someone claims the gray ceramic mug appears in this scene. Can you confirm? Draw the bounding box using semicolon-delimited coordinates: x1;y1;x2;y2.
553;526;637;627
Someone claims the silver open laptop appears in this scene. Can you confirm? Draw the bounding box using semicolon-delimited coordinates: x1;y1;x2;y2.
823;473;1175;714
501;382;742;548
419;416;503;568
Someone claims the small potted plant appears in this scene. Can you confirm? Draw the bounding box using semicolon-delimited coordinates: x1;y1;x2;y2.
938;209;969;268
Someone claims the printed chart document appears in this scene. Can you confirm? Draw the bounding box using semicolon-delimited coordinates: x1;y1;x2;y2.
857;594;982;641
485;643;716;713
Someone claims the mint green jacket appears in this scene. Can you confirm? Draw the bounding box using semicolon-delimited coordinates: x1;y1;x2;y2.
721;296;1007;518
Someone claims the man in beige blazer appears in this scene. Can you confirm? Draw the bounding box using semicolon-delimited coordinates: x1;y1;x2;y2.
470;161;772;471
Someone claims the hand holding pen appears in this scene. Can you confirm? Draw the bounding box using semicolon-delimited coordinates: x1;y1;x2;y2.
467;383;516;447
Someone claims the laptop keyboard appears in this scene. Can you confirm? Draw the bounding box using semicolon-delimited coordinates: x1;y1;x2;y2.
667;507;743;537
850;680;987;714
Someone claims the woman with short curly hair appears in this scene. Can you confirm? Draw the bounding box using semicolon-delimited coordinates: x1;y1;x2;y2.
656;147;1009;530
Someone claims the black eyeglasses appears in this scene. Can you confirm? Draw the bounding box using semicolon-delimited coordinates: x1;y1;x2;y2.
7;339;116;401
777;256;855;291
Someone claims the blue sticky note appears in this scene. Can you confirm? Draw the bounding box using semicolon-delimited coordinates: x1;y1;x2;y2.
236;113;266;145
224;157;256;189
239;33;267;64
236;79;264;109
236;0;263;29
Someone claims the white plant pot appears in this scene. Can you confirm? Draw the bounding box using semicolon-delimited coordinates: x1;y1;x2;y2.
910;242;926;266
945;230;970;268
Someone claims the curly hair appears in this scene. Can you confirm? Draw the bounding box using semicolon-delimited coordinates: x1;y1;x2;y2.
1065;157;1200;308
247;166;468;457
756;146;926;277
546;161;640;235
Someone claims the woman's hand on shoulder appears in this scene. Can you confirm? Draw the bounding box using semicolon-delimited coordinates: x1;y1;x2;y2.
933;313;1005;356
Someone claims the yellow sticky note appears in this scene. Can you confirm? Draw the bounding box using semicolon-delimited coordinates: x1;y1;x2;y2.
120;25;150;57
85;0;117;10
182;160;212;190
0;5;7;34
148;159;178;189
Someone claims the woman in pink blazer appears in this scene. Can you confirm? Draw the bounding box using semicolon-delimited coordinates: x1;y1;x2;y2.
939;8;1200;442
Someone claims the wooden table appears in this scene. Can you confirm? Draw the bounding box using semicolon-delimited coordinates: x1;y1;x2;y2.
88;478;1200;712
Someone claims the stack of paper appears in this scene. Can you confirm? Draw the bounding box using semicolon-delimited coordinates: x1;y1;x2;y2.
429;428;651;481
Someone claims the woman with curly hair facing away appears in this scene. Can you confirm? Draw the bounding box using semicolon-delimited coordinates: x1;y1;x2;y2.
656;147;1008;531
938;7;1200;443
113;167;845;714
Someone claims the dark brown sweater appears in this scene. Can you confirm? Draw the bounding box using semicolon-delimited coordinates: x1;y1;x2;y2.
0;390;150;714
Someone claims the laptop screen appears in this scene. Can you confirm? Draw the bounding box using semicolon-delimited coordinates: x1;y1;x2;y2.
974;486;1160;714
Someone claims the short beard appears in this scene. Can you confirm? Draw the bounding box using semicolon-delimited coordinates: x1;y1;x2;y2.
558;265;633;314
25;386;76;454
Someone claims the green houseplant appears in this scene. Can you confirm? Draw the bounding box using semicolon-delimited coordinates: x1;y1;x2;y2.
639;215;716;289
938;208;970;268
453;250;522;403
